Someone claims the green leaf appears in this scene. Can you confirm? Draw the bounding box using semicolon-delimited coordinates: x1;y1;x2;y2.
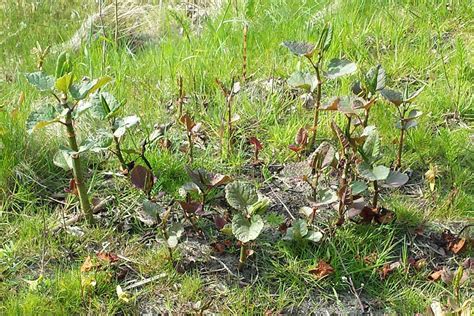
232;213;264;243
78;130;113;153
306;230;323;243
313;189;337;206
283;219;307;241
381;88;403;106
25;72;55;91
366;65;385;93
142;199;160;219
69;77;112;101
26;104;60;133
247;197;270;215
382;171;409;188
362;128;381;162
326;59;357;79
282;41;316;57
287;71;318;92
113;115;140;138
358;163;390;181
55;73;73;93
55;51;69;78
225;181;258;212
166;223;184;248
321;24;332;52
350;181;368;195
53;147;74;171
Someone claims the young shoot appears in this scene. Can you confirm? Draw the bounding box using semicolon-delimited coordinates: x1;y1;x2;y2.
225;181;270;270
25;52;111;225
381;84;424;170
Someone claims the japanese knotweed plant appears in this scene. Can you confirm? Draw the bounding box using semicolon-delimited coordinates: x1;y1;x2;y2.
25;53;111;225
84;90;139;171
225;181;270;270
357;127;409;208
381;85;424;170
283;24;357;150
351;65;386;127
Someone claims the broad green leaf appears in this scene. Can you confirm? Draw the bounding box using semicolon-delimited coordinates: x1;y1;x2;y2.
142;199;160;219
287;71;318;92
225;181;258;212
314;189;337;206
55;51;70;78
326;59;357;79
78;130;113;153
166;223;184;248
232;213;264;243
53;147;74;171
282;41;316;57
407;109;422;120
283;219;307;241
247;197;270;215
362;128;381;162
178;182;202;197
55;73;73;93
396;119;418;130
381;88;403;106
299;207;315;218
350;181;368;195
366;65;385;93
26;104;60;133
381;171;409;188
306;230;323;243
25;72;55;91
358;163;390;181
69;77;112;101
321;24;333;52
113;115;140;138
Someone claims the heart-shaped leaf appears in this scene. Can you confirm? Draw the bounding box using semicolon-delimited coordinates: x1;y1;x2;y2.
167;223;184;248
287;71;318;92
362;128;381;162
306;230;323;243
326;59;357;79
247;197;270;215
350;181;368;195
26;104;61;133
113;115;140;138
381;171;409;188
130;165;154;194
366;65;385;93
25;72;55;91
282;41;316;57
358;163;390;181
225;181;258;212
381;88;403;106
55;73;74;93
232;213;264;243
283;219;308;241
53;147;74;171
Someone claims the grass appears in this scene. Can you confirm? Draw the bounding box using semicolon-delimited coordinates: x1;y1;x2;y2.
1;0;473;314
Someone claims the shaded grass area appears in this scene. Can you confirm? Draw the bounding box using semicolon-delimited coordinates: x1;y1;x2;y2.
0;0;473;314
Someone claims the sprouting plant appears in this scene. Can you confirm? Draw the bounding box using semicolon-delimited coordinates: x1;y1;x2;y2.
356;127;409;208
282;219;322;243
31;42;50;71
381;84;424;170
179;114;201;163
180;168;231;208
249;136;263;165
225;181;270;270
351;65;386;127
25;53;111;225
83;90;139;171
215;79;241;155
142;200;184;265
288;127;308;160
304;141;336;202
283;24;357;150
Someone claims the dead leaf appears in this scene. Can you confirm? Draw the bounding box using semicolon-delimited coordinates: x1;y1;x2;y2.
380;261;401;279
429;269;443;281
211;242;226;254
97;252;119;263
449;238;467;254
309;260;334;279
80;256;98;273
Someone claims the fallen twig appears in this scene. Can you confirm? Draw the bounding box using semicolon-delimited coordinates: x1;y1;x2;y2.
123;273;167;291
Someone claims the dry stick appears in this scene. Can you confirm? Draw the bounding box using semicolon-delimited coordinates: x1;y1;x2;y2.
270;186;295;220
123;273;167;291
307;55;323;150
62;96;94;225
242;23;248;83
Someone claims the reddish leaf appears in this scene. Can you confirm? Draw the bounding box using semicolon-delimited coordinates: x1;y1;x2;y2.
179;201;204;215
380;261;400;279
180;114;195;132
288;144;303;153
449;238;467;254
65;178;78;195
309;260;334;279
209;174;232;187
211;242;226;254
130;165;154;194
97;252;119;263
249;137;263;151
214;216;227;230
295;127;308;145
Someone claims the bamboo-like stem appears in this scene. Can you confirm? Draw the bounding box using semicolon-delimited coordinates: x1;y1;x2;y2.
113;135;127;170
372;180;379;208
242;24;248;82
187;131;194;163
238;243;247;271
307;56;323;150
396;127;405;170
62;97;93;225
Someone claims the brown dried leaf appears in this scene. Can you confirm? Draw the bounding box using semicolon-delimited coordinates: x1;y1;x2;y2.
80;256;98;273
309;260;334;279
97;252;119;263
